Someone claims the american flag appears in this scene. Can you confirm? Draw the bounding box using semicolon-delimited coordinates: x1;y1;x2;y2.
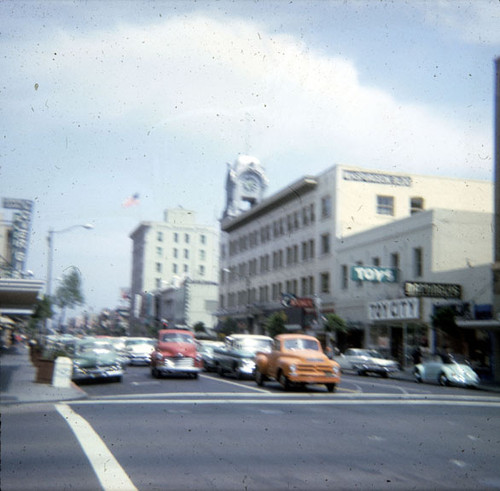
122;193;140;207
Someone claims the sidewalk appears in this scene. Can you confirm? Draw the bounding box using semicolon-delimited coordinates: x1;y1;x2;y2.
0;344;88;405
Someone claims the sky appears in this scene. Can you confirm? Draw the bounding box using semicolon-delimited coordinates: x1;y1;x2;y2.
1;0;499;317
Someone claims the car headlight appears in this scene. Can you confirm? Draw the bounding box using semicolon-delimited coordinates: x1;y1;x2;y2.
289;364;297;375
332;366;340;375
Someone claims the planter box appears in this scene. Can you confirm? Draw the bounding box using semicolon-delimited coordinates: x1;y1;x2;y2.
35;359;55;384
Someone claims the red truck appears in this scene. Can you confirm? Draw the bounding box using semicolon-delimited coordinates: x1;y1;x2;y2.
150;329;202;379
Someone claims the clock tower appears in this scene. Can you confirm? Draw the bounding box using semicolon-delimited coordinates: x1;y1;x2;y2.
223;155;268;218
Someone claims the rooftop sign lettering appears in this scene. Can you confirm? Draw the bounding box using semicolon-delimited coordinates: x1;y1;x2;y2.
351;265;398;283
343;169;412;187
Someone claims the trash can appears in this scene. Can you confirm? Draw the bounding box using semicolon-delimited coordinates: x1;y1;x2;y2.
52;357;73;388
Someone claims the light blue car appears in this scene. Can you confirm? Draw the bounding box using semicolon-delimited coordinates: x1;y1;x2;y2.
414;353;479;388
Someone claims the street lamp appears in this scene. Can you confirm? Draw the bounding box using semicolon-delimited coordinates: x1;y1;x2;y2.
46;223;94;297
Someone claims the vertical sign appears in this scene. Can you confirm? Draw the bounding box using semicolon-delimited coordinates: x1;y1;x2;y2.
2;198;34;277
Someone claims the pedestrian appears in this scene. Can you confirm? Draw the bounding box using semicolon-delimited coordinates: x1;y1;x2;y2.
412;346;422;365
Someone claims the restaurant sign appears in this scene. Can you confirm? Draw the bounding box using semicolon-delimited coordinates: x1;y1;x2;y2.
404;281;462;299
368;298;420;322
351;265;398;283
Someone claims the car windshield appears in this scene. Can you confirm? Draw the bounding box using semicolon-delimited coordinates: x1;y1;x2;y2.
367;350;384;359
78;342;114;354
284;339;320;351
236;339;273;353
161;333;194;344
126;338;155;347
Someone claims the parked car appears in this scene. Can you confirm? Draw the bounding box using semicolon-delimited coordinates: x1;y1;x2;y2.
125;337;156;365
334;348;400;377
255;334;341;392
197;341;224;372
150;329;202;379
72;338;124;383
213;334;273;379
414;353;480;387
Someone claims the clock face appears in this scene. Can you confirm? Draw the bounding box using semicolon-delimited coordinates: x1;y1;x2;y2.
241;173;260;193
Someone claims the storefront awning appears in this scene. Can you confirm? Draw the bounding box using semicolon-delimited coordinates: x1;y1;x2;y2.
455;319;500;331
0;278;45;316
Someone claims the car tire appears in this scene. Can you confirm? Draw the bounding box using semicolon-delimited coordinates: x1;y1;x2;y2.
255;369;266;387
192;373;199;380
217;365;225;377
438;373;449;386
326;383;336;393
357;369;366;376
278;371;290;391
414;369;422;383
151;367;159;378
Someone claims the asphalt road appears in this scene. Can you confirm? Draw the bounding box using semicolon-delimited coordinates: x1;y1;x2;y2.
3;366;500;491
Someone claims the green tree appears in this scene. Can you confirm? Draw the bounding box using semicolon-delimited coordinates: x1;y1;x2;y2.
323;314;348;334
54;268;85;331
27;296;54;339
218;317;238;337
193;321;205;333
265;311;287;338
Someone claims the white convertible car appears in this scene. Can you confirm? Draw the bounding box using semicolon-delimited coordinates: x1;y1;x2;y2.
414;354;480;388
334;348;400;377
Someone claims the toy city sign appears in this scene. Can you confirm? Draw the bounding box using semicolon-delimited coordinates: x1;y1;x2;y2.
368;298;420;322
404;281;462;299
351;265;398;283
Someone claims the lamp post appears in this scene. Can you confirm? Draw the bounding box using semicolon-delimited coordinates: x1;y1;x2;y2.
46;223;93;298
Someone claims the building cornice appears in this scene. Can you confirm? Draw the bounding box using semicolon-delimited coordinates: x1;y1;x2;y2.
221;176;317;232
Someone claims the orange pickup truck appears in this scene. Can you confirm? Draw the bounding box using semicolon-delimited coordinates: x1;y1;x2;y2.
254;333;341;392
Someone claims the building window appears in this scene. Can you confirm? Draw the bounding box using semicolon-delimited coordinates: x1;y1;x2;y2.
174;233;179;243
200;250;206;261
156;247;163;257
321;195;332;218
184;264;189;273
184;249;189;259
320;272;330;294
173;264;178;274
410;197;424;215
200;234;206;244
372;257;380;267
156;262;162;273
391;252;399;270
157;231;163;242
355;261;363;287
173;248;178;258
341;265;348;290
377;195;394;216
185;234;190;243
155;278;161;289
321;233;330;255
309;239;315;258
199;265;205;276
413;247;423;277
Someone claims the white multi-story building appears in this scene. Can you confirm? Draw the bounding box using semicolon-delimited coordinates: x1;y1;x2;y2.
130;208;219;330
217;164;494;369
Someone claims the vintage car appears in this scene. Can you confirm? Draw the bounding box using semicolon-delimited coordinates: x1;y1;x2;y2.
254;334;341;392
197;340;224;372
150;329;202;379
213;334;273;379
414;353;480;387
125;337;156;365
72;338;124;383
334;348;400;377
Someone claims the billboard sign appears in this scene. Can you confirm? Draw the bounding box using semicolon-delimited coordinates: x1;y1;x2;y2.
404;281;461;299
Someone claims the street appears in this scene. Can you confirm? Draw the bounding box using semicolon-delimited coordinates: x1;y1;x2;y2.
2;366;500;490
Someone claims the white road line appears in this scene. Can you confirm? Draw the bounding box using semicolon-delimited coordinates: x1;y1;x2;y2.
56;404;138;491
199;373;271;393
69;398;500;407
